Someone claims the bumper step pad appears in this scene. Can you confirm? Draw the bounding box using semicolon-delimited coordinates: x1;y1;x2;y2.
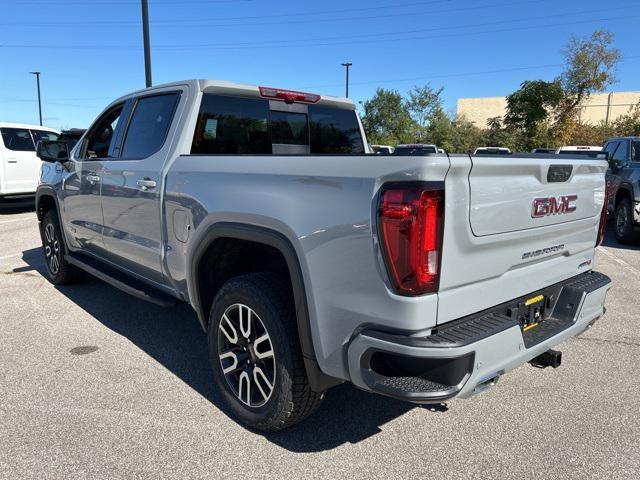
355;271;611;402
378;376;450;394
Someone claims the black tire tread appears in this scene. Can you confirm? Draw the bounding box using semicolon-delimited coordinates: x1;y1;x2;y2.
615;198;638;244
211;272;323;431
41;210;83;285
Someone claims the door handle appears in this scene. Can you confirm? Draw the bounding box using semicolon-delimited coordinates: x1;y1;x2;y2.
87;174;101;183
137;179;157;191
7;158;17;163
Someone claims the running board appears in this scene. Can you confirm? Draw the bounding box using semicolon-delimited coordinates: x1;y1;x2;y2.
65;254;178;307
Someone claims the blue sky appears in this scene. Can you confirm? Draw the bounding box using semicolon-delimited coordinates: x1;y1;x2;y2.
1;0;639;130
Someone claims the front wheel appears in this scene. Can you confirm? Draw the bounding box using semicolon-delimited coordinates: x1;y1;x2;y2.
40;210;83;284
207;272;324;431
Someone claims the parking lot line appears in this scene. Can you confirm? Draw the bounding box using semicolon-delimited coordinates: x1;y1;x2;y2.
598;247;640;276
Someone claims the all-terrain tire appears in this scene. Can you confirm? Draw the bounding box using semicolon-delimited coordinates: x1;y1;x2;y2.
40;210;83;284
615;198;638;244
207;272;324;431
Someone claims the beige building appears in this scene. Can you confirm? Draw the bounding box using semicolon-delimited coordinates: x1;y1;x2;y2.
457;91;640;128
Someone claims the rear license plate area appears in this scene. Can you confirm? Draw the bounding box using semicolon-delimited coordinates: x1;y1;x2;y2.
512;294;547;332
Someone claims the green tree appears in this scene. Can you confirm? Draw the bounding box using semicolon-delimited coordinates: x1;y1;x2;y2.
612;103;640;137
560;29;621;110
426;111;484;153
360;88;415;145
481;117;517;150
504;80;563;134
555;29;621;142
406;84;445;129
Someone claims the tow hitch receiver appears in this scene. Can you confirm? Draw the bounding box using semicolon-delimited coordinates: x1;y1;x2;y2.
529;349;562;369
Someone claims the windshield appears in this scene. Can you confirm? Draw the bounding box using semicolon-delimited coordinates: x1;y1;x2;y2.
393;146;437;155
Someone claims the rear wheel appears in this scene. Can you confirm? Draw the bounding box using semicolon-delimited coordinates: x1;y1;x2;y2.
40;210;83;284
207;272;324;431
615;198;638;244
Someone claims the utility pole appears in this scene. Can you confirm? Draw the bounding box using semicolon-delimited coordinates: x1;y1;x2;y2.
341;62;352;98
29;71;43;126
141;0;152;87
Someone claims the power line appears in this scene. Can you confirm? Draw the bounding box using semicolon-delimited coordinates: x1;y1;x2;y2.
3;12;638;51
0;0;453;25
11;4;619;49
157;13;640;50
0;0;549;27
2;59;639;112
0;98;99;109
4;0;446;15
152;5;640;49
10;0;251;4
300;56;640;90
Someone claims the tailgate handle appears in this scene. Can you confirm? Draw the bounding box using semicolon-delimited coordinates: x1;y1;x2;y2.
547;165;573;183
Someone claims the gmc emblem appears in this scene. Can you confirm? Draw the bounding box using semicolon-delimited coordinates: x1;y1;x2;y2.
532;195;578;218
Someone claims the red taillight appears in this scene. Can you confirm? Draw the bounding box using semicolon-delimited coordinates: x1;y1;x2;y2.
377;183;445;295
259;86;320;104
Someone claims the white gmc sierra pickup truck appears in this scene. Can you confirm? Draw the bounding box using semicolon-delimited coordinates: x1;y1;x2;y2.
35;79;611;430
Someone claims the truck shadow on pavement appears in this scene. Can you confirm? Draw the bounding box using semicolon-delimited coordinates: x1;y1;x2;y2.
0;198;35;214
19;247;447;451
600;219;640;251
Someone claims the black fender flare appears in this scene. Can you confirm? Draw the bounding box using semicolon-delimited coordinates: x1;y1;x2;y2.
35;186;72;254
614;183;635;206
186;221;340;392
35;185;59;220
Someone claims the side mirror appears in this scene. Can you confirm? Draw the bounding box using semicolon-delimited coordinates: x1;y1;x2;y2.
36;140;69;163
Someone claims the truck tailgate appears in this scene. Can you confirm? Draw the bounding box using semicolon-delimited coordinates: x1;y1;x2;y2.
436;154;608;325
469;156;606;236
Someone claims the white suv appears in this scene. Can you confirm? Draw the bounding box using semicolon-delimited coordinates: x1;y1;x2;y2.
0;122;60;198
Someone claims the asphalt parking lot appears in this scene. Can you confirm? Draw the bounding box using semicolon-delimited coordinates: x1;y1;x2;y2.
1;198;639;480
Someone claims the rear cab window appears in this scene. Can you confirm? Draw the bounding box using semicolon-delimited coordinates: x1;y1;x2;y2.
271;111;308;146
393;146;437;156
309;105;364;154
191;93;364;155
192;96;270;154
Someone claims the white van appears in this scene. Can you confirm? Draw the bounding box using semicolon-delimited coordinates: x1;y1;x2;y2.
0;123;60;198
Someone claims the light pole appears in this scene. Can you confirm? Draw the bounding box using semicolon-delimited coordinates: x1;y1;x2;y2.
29;71;42;126
341;62;352;98
141;0;152;87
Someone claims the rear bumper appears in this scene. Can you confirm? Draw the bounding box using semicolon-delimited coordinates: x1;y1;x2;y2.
347;271;612;403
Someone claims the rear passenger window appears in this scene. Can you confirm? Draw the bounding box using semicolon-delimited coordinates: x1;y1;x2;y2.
121;93;179;159
309;105;364;154
191;95;270;154
271;111;308;145
1;128;35;151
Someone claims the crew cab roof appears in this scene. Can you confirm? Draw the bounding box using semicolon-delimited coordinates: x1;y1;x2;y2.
107;79;356;111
